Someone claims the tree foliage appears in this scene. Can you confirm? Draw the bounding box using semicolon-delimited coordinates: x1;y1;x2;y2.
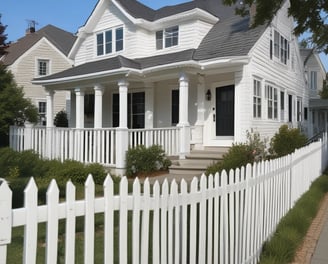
223;0;328;53
0;64;38;146
0;15;8;56
320;76;328;99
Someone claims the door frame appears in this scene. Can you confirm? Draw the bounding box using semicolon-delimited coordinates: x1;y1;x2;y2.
210;81;235;145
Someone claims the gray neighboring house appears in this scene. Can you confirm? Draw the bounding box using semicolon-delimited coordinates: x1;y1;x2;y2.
1;24;76;125
301;48;327;137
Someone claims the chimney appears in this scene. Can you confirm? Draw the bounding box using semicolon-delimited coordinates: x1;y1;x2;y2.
249;3;257;27
26;20;37;35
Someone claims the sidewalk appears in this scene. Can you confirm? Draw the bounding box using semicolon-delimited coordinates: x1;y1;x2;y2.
311;200;328;264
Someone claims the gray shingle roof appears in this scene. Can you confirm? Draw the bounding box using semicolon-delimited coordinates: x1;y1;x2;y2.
2;25;76;66
34;49;196;81
34;0;268;82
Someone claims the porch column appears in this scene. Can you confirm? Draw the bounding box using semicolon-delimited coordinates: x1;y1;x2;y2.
145;83;154;129
193;74;206;149
178;72;191;159
45;89;55;159
94;84;104;128
46;89;55;128
116;79;129;173
75;88;85;129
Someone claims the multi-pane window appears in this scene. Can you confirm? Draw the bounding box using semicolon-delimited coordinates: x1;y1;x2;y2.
297;97;302;122
38;101;46;126
266;85;278;119
112;92;145;129
156;26;179;50
97;26;123;56
38;59;49;76
310;71;317;90
253;79;261;118
272;30;289;65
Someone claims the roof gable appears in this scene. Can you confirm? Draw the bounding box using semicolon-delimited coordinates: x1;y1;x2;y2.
2;25;76;66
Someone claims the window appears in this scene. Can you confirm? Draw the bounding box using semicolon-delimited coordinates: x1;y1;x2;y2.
253;79;261;118
38;59;49;76
304;107;308;121
156;26;179;50
297;97;302;122
171;90;179;125
112;92;145;128
280;91;285;121
97;26;123;56
38;101;46;126
266;85;278;119
84;94;95;117
310;71;317;90
272;30;289;65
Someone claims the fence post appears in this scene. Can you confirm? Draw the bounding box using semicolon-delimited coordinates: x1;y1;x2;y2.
0;180;12;264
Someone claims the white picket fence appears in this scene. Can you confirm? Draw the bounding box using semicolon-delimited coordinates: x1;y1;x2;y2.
1;135;327;264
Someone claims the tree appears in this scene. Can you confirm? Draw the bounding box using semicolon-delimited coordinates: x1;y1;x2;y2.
0;64;38;147
0;14;8;56
320;74;328;99
223;0;328;53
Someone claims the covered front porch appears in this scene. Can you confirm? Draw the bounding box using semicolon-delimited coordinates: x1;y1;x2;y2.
10;55;249;173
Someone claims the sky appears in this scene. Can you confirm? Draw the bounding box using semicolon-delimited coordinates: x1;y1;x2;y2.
1;0;328;71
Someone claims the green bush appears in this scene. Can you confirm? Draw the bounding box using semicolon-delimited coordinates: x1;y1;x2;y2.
126;145;171;177
206;130;268;176
54;110;68;127
269;125;307;157
206;143;254;175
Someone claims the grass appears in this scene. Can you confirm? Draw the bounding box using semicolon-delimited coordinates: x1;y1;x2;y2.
259;172;328;264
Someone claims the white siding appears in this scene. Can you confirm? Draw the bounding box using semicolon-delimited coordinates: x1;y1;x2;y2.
239;1;308;140
74;2;214;65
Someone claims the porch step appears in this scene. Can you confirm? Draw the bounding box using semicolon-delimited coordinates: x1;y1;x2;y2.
169;147;229;176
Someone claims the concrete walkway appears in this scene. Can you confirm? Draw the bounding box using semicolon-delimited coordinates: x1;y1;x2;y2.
311;202;328;264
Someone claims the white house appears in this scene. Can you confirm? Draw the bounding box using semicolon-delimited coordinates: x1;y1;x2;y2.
1;24;76;125
300;48;327;137
11;0;309;173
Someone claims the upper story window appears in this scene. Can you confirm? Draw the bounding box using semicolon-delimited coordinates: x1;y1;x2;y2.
38;59;50;76
272;30;289;65
97;26;124;56
310;71;317;90
156;26;179;50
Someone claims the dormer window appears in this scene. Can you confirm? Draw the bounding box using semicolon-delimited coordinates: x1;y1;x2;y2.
96;26;124;56
156;26;179;50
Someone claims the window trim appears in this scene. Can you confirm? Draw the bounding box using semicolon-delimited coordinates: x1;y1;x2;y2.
36;58;50;76
156;26;179;50
253;79;262;119
96;26;124;57
271;29;290;65
310;71;317;90
266;84;278;120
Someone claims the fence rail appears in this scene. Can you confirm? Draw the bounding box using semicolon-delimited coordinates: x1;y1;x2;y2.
1;134;328;264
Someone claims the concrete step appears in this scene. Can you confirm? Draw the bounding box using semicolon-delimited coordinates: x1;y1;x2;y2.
168;147;229;175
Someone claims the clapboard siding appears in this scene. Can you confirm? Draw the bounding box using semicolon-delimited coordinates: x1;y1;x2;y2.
237;1;308;140
74;2;214;65
9;38;72;116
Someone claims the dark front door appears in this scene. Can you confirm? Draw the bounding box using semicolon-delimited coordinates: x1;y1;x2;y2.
216;85;235;136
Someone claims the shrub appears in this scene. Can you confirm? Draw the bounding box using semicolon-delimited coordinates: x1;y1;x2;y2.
206;130;268;176
206;143;253;175
54;110;68;127
269;125;307;157
126;145;171;177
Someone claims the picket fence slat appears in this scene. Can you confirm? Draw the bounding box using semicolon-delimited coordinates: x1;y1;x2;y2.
1;135;328;264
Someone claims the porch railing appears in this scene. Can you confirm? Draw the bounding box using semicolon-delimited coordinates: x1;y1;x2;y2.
10;126;181;166
10;127;117;166
128;127;180;156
